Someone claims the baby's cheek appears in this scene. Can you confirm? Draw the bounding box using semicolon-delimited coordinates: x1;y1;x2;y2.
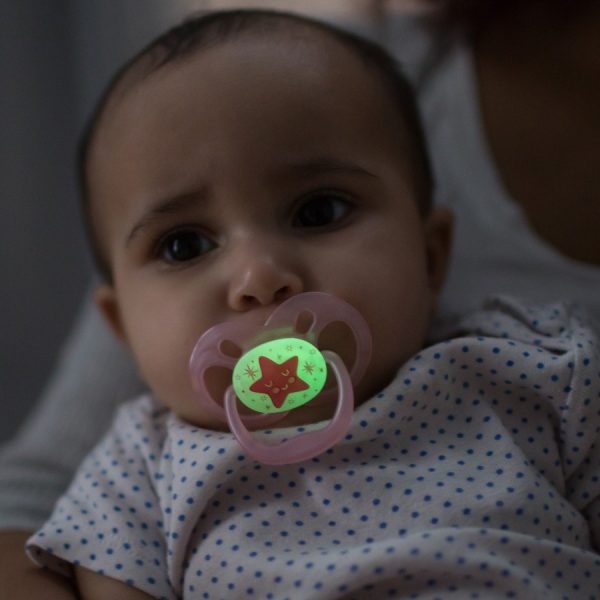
152;359;227;430
132;334;186;398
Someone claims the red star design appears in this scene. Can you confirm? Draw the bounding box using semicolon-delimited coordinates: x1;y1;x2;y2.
249;355;309;409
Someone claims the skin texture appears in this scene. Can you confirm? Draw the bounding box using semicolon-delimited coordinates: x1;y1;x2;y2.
91;31;452;433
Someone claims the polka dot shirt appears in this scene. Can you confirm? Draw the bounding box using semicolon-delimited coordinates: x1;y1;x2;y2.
27;297;600;599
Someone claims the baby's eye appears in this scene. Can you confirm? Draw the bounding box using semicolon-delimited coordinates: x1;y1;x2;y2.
158;230;216;263
293;194;352;228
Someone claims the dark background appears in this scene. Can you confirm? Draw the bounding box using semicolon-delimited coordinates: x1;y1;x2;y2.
0;0;195;442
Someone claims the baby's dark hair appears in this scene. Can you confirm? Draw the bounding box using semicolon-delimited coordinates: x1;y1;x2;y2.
78;8;434;283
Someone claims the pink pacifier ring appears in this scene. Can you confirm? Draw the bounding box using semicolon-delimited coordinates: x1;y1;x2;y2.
189;292;372;463
263;292;372;395
190;319;291;429
224;351;352;465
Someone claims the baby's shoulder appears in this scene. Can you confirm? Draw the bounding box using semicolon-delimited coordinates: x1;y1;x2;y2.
456;295;597;351
99;394;172;464
421;295;598;376
113;393;170;433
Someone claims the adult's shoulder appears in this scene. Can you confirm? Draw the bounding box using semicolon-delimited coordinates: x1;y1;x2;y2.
352;11;453;91
383;12;443;83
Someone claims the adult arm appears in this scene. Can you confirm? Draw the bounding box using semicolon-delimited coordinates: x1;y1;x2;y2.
0;531;77;599
76;566;154;600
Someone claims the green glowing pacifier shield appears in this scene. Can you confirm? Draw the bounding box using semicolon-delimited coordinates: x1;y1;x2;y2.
232;338;327;414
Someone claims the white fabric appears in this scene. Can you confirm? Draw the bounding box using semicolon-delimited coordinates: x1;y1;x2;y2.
27;297;600;599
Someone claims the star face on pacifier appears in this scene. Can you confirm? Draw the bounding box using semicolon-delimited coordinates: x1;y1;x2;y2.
249;356;308;408
233;338;327;413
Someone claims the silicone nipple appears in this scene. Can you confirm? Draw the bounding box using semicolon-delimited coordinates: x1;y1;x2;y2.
189;292;372;465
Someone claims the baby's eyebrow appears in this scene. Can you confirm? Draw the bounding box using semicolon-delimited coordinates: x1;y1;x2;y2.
124;159;376;247
283;158;378;180
126;191;206;247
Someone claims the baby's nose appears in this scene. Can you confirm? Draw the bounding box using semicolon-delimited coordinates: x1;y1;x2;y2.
227;243;304;310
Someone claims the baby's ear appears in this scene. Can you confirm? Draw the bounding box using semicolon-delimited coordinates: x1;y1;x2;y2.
94;284;128;344
423;206;454;297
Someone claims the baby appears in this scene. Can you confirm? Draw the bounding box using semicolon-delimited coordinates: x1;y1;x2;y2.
26;8;600;600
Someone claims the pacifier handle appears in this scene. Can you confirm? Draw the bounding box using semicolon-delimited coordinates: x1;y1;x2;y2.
190;318;291;428
224;351;352;465
264;292;372;388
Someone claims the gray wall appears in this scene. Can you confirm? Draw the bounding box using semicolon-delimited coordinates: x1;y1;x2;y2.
0;0;196;442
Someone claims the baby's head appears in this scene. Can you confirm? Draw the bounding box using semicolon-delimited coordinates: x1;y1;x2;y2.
82;9;452;429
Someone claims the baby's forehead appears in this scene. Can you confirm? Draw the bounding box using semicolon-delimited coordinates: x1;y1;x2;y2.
91;28;409;174
105;27;388;120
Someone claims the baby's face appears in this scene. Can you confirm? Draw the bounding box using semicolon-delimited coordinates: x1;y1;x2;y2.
91;32;451;429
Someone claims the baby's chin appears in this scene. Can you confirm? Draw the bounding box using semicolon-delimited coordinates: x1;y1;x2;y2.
171;392;337;432
266;397;338;429
167;364;398;433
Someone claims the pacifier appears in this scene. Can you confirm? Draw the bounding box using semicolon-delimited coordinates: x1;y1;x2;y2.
189;292;372;465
